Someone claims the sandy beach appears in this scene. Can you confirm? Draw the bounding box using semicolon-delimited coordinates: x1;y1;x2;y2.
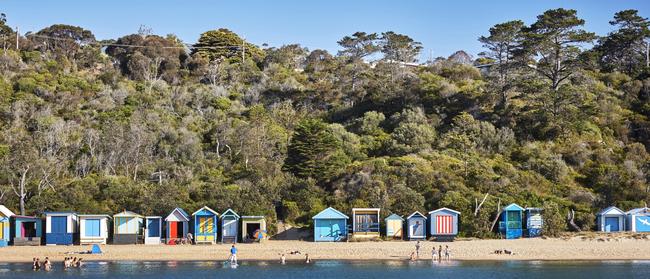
1;233;650;263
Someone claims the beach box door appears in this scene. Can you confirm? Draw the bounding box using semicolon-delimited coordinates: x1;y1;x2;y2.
223;219;236;238
147;218;160;237
197;217;214;242
320;220;335;241
605;217;619;232
388;220;401;237
411;220;424;237
50;216;70;244
85;219;100;237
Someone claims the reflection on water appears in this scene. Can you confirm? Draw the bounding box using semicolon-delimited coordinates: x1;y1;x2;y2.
0;260;649;279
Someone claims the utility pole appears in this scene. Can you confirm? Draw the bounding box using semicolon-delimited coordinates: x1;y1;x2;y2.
15;26;19;50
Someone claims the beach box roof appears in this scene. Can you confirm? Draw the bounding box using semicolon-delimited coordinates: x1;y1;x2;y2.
598;206;625;216
313;207;349;220
221;209;240;218
385;213;404;221
407;211;426;219
428;207;461;216
192;206;219;216
627;207;650;215
165;208;190;222
0;205;15;218
113;211;143;218
503;203;524;211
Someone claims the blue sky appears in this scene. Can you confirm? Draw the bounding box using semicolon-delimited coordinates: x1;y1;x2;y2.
3;0;649;61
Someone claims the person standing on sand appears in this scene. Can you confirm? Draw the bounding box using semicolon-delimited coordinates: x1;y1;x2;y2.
281;254;286;265
431;246;437;261
415;241;421;259
438;245;442;261
230;245;238;264
444;245;450;261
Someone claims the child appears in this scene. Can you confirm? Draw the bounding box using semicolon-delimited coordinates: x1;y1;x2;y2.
431;246;437;261
281;254;286;265
444;245;450;261
43;257;52;271
32;258;39;271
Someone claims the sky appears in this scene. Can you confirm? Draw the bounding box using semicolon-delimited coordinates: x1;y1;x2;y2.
3;0;650;61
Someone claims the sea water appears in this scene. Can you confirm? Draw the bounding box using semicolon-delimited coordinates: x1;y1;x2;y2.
1;260;649;279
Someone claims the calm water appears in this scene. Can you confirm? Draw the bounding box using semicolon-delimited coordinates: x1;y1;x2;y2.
1;260;649;279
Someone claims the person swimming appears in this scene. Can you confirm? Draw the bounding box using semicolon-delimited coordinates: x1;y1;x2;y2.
43;257;52;271
76;258;83;268
305;254;311;263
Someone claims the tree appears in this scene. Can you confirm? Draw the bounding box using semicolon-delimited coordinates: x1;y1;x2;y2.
337;32;380;60
33;24;96;61
192;28;265;63
106;34;186;84
596;10;650;75
0;12;15;50
479;20;525;107
283;119;349;180
379;31;422;63
521;9;596;91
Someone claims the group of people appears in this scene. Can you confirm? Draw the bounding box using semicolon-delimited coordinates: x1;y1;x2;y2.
229;244;312;266
31;257;51;271
32;256;84;271
411;241;451;262
63;257;84;269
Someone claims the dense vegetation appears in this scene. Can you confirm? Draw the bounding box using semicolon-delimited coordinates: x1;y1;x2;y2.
0;8;648;237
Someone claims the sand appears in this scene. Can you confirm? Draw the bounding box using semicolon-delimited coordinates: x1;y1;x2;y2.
2;235;650;263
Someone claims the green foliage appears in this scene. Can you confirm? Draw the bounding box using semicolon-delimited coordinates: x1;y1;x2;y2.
0;9;649;239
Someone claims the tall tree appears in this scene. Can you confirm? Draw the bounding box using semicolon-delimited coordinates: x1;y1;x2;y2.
32;24;96;61
283;119;349;180
192;28;265;63
596;9;650;75
379;31;423;63
337;32;380;60
521;9;596;91
479;20;525;107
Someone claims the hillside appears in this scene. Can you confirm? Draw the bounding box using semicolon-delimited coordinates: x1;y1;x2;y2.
0;9;648;237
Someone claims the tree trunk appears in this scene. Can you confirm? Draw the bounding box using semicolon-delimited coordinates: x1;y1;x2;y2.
567;209;581;232
489;199;502;233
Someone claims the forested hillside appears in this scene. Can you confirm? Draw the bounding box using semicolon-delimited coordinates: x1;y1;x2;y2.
0;8;648;237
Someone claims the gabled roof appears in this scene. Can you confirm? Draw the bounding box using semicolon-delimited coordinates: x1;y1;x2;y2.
113;211;143;218
78;214;112;219
165;208;190;221
428;207;461;215
407;211;426;219
312;207;349;220
503;203;524;211
220;208;240;218
597;206;626;216
12;215;40;219
627;207;650;215
0;205;15;218
44;211;77;216
385;213;404;221
192;206;219;216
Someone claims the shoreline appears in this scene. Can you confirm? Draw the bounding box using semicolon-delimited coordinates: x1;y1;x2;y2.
1;237;650;263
